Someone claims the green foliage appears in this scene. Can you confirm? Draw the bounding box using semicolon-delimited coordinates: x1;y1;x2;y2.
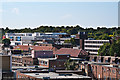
3;25;120;40
64;59;76;70
98;43;110;56
64;38;76;46
2;38;11;47
64;40;71;43
98;39;120;57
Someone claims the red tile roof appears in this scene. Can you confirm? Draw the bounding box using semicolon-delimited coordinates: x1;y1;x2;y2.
14;45;30;51
54;48;88;57
14;45;53;51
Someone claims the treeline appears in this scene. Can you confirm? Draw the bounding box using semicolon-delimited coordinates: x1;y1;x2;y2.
2;25;120;39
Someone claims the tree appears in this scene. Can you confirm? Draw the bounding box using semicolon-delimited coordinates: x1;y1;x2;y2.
64;38;76;46
64;59;77;70
98;39;120;57
2;38;11;47
98;43;110;56
70;38;76;46
64;40;71;43
5;27;9;33
67;28;78;35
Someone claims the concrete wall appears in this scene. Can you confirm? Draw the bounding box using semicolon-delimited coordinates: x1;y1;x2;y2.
0;55;11;72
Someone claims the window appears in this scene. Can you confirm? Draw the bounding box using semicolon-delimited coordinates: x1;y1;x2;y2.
103;68;106;72
67;56;69;57
109;77;111;80
92;59;94;62
98;59;101;62
14;58;15;61
45;62;47;65
9;36;14;41
41;61;43;64
105;60;108;63
20;59;22;62
104;76;106;80
16;37;21;41
92;66;94;71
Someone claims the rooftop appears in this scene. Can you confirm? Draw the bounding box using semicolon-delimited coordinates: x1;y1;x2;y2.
54;48;88;57
13;45;53;51
23;72;91;79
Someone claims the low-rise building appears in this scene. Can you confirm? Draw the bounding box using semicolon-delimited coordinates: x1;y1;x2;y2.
16;70;92;80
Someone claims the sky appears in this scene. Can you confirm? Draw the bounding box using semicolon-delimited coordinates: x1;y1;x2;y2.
0;2;118;29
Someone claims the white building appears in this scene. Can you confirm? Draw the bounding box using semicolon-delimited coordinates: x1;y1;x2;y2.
84;40;110;55
5;33;35;45
5;33;69;46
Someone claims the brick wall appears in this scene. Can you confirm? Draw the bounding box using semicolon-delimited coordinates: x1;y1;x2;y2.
90;64;120;80
49;60;66;70
22;56;34;66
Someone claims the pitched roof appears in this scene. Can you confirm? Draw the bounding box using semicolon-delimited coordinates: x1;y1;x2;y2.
14;45;30;51
14;45;53;51
54;48;88;57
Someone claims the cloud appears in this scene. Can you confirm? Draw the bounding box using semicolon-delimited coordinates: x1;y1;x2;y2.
61;14;72;20
12;8;19;15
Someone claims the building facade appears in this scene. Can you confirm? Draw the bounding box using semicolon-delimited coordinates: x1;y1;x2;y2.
5;32;70;46
84;40;110;55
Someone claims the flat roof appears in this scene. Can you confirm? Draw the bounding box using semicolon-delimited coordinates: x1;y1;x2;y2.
23;72;91;79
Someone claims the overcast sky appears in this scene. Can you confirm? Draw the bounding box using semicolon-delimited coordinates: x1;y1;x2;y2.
1;2;118;29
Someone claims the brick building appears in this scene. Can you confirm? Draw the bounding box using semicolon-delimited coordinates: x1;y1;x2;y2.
49;54;70;70
12;55;22;66
22;56;38;66
89;55;120;64
12;45;55;67
79;55;120;80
